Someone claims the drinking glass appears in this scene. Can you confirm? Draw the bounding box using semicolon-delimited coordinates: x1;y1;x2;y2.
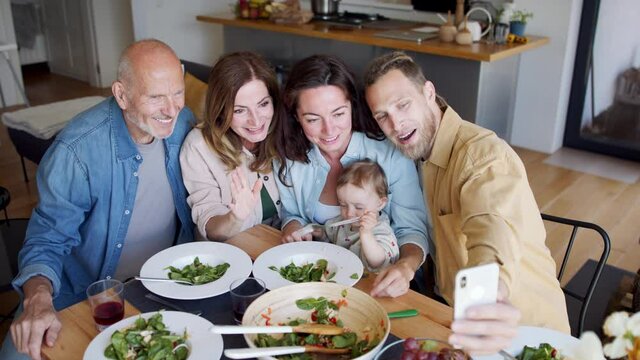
494;23;509;45
230;277;266;324
86;279;125;331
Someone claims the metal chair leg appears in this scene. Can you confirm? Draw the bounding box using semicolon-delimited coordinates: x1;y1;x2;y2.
0;77;5;108
20;156;29;183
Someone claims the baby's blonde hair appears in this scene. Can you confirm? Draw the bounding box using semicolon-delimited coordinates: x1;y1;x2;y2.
337;159;388;199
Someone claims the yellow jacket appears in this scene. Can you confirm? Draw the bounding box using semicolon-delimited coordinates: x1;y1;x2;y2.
421;107;570;333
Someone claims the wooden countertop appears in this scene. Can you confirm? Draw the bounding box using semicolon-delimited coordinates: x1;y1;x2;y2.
197;13;549;62
42;225;453;359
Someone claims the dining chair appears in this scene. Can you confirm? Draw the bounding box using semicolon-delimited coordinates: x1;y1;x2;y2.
0;218;28;325
0;187;29;324
541;213;611;336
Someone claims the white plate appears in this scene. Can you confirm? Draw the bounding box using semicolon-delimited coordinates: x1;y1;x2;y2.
83;311;223;360
252;241;364;290
140;242;253;300
474;326;580;360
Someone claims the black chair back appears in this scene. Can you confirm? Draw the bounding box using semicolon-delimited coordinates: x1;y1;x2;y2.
541;213;611;336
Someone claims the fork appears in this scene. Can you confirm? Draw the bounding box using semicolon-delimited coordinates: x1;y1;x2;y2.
144;293;202;316
499;350;518;360
134;276;193;285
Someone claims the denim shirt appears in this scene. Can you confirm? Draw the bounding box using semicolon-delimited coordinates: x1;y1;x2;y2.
275;132;429;263
12;97;195;310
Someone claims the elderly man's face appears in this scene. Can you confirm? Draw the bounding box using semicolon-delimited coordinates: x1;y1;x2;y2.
365;69;439;160
118;57;185;143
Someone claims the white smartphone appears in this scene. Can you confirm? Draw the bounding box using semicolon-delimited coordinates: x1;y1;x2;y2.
453;263;499;320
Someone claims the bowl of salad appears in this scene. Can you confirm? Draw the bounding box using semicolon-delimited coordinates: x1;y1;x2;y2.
242;282;390;359
373;338;469;360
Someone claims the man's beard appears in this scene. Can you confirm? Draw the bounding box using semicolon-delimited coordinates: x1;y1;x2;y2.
392;125;434;161
393;138;429;160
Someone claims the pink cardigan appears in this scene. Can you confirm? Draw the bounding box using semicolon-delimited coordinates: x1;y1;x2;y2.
179;128;281;239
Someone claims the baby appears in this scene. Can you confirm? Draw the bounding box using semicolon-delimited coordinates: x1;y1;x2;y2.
322;159;399;271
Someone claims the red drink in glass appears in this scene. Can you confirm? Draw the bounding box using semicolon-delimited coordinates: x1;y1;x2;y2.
92;301;125;326
87;279;125;331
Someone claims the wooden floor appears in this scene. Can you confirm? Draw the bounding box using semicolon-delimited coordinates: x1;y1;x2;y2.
0;67;638;343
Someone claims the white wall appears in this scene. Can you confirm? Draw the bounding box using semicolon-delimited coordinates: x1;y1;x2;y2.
90;0;134;87
0;0;26;106
581;0;640;125
130;0;227;66
509;0;583;153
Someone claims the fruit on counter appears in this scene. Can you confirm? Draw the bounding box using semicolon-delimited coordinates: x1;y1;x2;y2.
237;0;272;19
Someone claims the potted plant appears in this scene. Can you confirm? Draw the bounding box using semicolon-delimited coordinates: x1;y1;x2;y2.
510;9;533;36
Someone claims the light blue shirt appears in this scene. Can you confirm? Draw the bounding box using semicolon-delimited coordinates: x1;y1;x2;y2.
313;202;340;224
12;97;195;310
275;132;429;263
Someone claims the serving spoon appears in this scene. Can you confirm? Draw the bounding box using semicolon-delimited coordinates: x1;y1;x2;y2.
224;345;350;359
210;323;344;336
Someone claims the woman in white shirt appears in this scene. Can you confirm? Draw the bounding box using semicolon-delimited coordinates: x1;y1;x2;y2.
180;52;284;241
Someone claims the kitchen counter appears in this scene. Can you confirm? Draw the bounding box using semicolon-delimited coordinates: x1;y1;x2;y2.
197;12;550;141
196;13;548;62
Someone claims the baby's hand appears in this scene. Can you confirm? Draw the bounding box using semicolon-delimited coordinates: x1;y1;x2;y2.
359;211;377;234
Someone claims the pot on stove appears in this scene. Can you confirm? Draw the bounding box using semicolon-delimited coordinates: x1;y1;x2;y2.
311;0;341;18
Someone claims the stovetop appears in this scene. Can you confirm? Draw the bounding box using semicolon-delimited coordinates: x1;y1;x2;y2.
313;11;390;27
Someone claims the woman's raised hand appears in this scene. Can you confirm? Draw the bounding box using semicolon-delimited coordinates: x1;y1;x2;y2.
229;168;262;221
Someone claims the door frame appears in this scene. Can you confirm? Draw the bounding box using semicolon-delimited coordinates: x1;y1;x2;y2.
563;0;640;161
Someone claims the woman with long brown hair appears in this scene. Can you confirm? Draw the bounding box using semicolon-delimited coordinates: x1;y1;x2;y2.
180;52;284;241
274;55;429;297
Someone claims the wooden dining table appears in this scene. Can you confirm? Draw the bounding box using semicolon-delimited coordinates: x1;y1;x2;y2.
41;224;453;359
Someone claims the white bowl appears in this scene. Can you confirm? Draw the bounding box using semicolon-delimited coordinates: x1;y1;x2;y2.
242;282;390;360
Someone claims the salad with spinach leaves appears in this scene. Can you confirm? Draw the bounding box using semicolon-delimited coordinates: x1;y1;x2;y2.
517;343;563;360
104;313;189;360
268;259;335;283
165;257;229;285
255;296;380;360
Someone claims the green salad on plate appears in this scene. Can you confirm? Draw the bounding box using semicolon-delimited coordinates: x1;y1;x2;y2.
165;257;229;285
104;313;189;360
268;259;335;283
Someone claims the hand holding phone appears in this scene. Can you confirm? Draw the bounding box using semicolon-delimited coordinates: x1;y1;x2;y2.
453;263;499;320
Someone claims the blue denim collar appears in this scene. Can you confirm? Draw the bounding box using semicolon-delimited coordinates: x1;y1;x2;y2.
110;97;139;161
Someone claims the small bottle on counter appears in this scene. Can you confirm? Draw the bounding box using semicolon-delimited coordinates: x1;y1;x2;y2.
239;0;250;19
249;3;259;19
